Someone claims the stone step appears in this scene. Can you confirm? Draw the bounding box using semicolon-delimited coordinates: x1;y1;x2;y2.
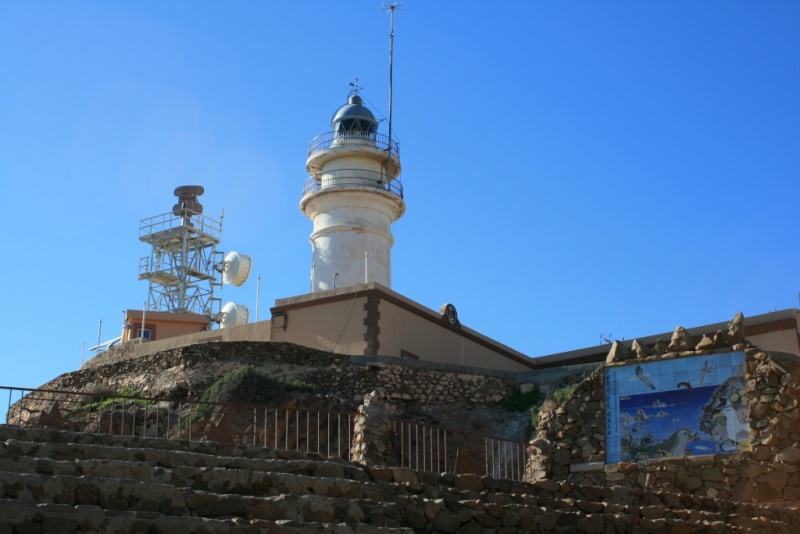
0;425;352;465
0;454;395;503
6;425;798;531
0;499;415;533
0;452;745;529
0;424;341;465
0;469;747;533
1;434;367;482
1;448;743;528
736;502;800;534
0;427;743;511
0;471;408;525
735;517;797;534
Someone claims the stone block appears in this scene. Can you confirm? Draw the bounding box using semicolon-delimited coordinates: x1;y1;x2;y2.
433;510;462;533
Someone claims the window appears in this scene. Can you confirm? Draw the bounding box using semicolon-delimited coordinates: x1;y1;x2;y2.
137;329;152;340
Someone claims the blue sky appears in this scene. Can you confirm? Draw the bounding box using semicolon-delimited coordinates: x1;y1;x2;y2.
1;2;798;390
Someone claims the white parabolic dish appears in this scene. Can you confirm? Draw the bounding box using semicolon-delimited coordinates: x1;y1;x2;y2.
222;251;252;287
220;302;249;329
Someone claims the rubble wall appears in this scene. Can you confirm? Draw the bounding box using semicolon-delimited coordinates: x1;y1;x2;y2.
528;340;800;503
41;342;524;409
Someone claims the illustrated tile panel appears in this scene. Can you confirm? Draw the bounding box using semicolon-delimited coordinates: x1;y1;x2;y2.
605;351;749;463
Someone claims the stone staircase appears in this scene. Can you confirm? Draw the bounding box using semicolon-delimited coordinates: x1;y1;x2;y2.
1;425;798;533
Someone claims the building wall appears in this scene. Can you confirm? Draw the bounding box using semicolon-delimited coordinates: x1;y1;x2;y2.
531;309;800;368
121;310;210;343
270;293;368;355
377;298;535;372
87;319;273;370
746;314;800;355
269;283;538;372
102;285;538;373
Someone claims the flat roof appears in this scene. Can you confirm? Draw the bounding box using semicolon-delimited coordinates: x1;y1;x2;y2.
531;308;800;368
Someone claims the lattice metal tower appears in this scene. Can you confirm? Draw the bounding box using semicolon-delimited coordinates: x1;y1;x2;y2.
138;186;223;316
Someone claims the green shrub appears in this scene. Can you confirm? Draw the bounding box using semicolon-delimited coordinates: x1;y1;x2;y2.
528;383;580;438
530;407;541;435
199;366;314;408
553;383;578;406
500;386;543;441
501;385;542;412
79;387;152;410
188;366;314;425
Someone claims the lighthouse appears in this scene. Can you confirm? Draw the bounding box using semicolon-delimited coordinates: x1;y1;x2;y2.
301;88;405;292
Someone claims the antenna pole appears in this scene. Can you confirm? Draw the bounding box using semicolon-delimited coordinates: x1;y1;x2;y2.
140;301;147;344
384;2;401;153
96;319;103;355
256;274;261;322
388;4;394;149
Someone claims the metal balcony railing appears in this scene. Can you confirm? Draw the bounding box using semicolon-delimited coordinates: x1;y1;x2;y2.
308;131;399;159
302;169;403;199
2;386;355;461
392;419;529;481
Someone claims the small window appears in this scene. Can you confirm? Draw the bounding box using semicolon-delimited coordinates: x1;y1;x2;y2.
137;329;152;340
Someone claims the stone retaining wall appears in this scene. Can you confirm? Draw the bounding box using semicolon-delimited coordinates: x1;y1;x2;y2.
3;424;800;532
47;341;522;408
527;321;800;503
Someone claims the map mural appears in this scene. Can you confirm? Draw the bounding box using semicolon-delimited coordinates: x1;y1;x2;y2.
606;351;749;463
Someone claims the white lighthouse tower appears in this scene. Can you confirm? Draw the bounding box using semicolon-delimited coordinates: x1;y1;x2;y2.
301;87;405;292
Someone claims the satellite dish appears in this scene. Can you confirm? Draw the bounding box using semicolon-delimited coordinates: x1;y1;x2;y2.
219;302;249;329
222;251;252;287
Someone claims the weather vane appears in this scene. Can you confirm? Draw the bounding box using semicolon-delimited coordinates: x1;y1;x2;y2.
349;77;362;96
382;2;402;15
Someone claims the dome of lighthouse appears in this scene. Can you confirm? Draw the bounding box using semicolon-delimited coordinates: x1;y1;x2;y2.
331;94;378;135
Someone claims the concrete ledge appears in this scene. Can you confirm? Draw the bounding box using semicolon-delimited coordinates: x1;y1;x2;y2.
351;354;599;384
570;462;605;473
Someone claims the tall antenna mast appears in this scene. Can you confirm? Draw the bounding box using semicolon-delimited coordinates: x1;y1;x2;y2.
383;2;402;150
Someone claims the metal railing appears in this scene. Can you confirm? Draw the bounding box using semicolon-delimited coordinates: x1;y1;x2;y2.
139;209;222;241
392;419;528;481
1;386;529;480
2;386;355;461
302;169;404;199
308;131;399;159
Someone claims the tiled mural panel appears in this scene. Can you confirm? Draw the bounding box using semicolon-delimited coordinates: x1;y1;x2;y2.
606;352;749;463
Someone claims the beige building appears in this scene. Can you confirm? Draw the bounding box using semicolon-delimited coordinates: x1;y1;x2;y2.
268;283;537;372
114;285;799;375
120;310;210;344
114;282;538;373
109;90;799;375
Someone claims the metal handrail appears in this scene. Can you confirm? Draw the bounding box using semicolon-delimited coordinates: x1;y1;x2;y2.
308;131;399;159
1;385;529;480
2;386;355;461
302;169;403;198
392;418;529;481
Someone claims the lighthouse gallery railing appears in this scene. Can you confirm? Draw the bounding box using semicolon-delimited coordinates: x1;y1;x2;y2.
308;131;399;158
302;169;403;199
